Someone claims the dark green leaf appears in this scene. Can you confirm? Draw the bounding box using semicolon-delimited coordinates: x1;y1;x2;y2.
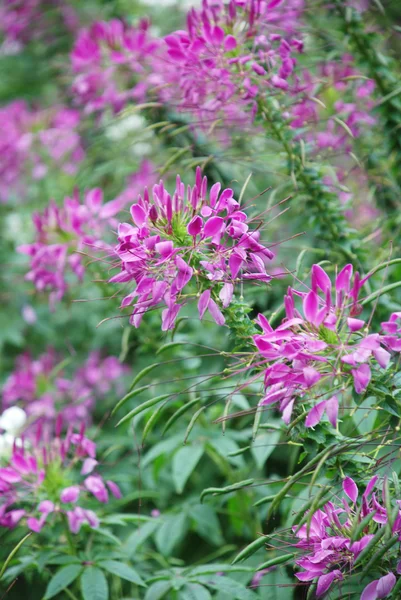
99;561;146;587
173;443;204;494
81;566;108;600
44;565;83;599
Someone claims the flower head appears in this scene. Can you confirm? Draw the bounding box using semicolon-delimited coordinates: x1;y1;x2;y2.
2;349;128;432
293;477;401;598
110;167;274;330
0;423;121;534
253;264;394;426
71;19;161;115
0;102;84;202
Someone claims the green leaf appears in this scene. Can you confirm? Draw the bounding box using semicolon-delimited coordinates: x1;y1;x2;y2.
231;536;267;564
44;565;83;599
0;533;32;579
155;513;188;556
173;443;204;494
184;406;206;443
99;561;146;587
251;431;280;469
116;394;171;427
81;566;108;600
181;583;212;600
124;520;159;556
200;576;256;600
144;581;171;600
200;479;254;503
162;397;200;435
129;363;160;391
190;504;224;546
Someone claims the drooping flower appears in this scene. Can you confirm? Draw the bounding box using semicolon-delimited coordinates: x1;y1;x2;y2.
0;422;121;534
253;264;393;426
294;477;401;598
110;167;274;330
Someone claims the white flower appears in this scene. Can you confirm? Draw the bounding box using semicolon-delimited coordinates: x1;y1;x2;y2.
0;406;27;435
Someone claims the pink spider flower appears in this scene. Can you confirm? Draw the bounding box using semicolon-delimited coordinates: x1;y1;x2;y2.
2;349;128;433
0;421;121;534
0;102;85;202
110;167;274;330
162;0;304;133
17;188;124;306
71;19;162;115
254;264;392;426
0;0;78;50
291;55;375;155
294;476;401;598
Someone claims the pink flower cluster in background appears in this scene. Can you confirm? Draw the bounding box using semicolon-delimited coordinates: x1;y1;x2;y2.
0;423;121;534
110;167;274;330
163;0;304;131
2;348;128;430
71;18;161;115
254;264;397;427
0;101;84;202
18;188;123;306
294;476;401;598
291;55;376;154
0;0;78;51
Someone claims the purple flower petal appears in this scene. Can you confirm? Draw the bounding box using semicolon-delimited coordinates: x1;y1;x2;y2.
198;290;211;319
325;395;339;428
376;573;396;598
305;401;326;428
316;572;337;597
203;216;224;238
208;298;225;326
312;265;331;292
361;581;379;600
303;290;319;324
130;204;147;227
352;363;371;394
343;477;358;503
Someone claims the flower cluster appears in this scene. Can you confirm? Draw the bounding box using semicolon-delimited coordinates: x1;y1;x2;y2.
0;423;121;534
0;101;84;202
110;167;274;330
2;348;128;431
17;188;123;305
71;19;161;115
294;476;401;598
291;55;376;154
0;0;78;51
253;264;395;426
163;0;304;131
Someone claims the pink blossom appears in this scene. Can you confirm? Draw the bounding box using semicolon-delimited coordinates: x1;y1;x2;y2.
0;424;121;534
110;168;274;330
253;264;392;427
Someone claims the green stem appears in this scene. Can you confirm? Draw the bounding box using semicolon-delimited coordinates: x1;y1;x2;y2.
257;96;366;267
